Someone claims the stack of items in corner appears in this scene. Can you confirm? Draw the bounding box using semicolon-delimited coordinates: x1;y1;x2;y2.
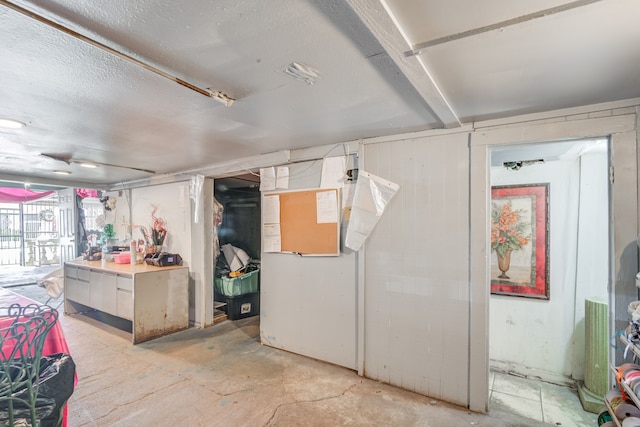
214;244;260;320
601;301;640;427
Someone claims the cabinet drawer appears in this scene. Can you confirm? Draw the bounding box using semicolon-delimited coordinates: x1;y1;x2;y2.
77;267;91;282
117;275;133;291
64;266;77;279
117;289;133;320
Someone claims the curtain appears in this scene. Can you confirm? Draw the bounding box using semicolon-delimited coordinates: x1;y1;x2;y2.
0;188;55;203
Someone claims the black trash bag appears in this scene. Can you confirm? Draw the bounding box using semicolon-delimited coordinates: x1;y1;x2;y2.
36;353;76;427
0;353;75;427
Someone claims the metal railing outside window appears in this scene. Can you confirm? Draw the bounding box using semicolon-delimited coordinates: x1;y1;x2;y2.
0;196;60;266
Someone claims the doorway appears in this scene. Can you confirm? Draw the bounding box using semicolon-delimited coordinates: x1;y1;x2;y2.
213;174;261;324
487;138;610;421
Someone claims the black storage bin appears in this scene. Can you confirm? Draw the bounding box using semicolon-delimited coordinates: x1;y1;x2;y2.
223;292;260;320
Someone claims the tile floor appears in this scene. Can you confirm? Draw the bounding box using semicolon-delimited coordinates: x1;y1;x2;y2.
489;369;597;426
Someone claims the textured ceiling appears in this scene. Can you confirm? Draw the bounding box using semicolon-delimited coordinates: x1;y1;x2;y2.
1;0;638;187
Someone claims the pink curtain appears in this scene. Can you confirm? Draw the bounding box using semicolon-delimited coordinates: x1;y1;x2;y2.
76;188;99;198
0;187;55;203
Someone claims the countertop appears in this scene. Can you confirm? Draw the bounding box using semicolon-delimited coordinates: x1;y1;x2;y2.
65;259;186;276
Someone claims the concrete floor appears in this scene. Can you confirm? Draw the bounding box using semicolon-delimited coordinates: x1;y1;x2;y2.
1;271;596;426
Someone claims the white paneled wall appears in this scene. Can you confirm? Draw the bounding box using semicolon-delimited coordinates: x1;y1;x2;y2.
260;160;358;370
363;132;470;406
203;101;634;412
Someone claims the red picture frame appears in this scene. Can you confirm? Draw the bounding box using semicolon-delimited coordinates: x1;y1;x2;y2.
490;183;549;299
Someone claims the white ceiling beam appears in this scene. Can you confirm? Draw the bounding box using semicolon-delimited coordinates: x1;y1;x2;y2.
345;0;461;128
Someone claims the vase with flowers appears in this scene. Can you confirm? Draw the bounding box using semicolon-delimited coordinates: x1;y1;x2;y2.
140;207;167;254
491;201;530;279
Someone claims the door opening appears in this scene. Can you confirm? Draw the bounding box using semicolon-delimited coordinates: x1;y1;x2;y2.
213;174;261;325
487;138;610;420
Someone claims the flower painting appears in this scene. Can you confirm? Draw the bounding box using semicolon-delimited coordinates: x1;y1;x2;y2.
490;184;549;299
491;201;530;277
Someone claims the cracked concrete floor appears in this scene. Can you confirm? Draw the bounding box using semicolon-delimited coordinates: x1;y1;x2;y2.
60;312;536;426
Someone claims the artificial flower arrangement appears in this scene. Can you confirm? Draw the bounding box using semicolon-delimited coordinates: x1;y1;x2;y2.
139;206;167;252
99;196;117;211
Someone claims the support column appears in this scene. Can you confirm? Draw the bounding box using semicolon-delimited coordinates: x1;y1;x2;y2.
578;296;608;413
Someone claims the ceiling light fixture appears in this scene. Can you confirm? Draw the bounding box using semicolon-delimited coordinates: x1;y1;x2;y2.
0;118;25;129
207;88;235;107
53;170;71;175
78;162;98;168
1;0;235;106
40;153;156;174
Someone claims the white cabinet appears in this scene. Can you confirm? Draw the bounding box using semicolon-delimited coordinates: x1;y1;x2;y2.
64;260;189;343
64;265;89;305
116;275;133;320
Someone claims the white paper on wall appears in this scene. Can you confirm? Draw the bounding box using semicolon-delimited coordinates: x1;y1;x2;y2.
276;166;290;189
263;195;280;224
316;190;338;224
263;194;282;252
263;223;282;252
320;156;346;188
260;167;276;191
344;170;399;251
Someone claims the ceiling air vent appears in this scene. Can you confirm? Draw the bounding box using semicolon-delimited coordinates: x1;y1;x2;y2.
282;62;321;85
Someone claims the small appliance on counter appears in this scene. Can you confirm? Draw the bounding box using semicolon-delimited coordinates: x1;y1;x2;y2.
144;253;183;267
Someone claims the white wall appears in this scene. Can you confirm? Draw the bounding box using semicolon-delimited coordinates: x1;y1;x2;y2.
131;182;192;263
260;159;358;370
363;132;471;406
110;100;635;413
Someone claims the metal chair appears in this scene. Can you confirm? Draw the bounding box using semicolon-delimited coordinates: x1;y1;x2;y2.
0;304;58;426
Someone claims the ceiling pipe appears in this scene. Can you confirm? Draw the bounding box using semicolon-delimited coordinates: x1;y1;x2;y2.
0;0;235;106
407;0;605;55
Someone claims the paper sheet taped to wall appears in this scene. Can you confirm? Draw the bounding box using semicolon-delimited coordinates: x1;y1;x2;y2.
316;190;338;223
262;194;282;252
344;170;399;251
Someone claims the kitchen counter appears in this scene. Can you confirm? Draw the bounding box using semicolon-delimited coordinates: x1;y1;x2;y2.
66;259;185;276
64;259;189;343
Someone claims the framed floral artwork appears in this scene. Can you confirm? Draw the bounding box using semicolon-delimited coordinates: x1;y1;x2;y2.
490;183;550;299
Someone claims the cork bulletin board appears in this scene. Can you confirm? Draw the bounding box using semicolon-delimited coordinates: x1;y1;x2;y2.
263;188;340;256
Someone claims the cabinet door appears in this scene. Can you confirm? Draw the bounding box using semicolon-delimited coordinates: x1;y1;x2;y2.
89;271;102;309
65;277;79;301
117;289;133;320
100;273;118;316
66;277;89;305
